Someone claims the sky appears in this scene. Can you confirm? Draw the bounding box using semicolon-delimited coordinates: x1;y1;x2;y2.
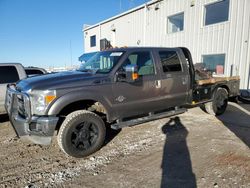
0;0;149;68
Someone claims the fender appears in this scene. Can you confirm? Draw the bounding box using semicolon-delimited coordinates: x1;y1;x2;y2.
46;91;113;121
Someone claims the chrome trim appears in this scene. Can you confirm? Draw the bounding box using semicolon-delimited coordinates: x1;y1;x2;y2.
5;84;32;123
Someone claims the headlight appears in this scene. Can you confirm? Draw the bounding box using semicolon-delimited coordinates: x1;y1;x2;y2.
29;90;56;115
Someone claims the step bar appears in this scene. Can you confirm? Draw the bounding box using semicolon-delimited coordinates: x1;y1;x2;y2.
111;108;187;130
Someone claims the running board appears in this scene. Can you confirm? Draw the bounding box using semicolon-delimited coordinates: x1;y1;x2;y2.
111;108;186;130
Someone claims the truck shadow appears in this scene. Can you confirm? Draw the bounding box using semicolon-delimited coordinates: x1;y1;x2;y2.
217;102;250;148
103;127;121;146
161;117;197;188
0;114;9;123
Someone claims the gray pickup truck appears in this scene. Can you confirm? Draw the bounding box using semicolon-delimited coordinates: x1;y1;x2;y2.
5;47;240;158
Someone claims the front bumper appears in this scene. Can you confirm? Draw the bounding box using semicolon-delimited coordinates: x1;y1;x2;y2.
5;84;59;145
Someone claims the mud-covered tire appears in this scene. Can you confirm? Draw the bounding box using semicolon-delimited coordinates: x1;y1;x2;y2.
57;110;106;158
201;88;228;116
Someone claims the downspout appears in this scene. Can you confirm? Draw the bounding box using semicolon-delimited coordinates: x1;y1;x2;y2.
246;9;250;90
99;23;101;51
247;66;250;90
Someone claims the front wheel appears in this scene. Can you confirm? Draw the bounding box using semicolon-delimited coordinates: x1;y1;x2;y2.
57;110;106;158
201;88;228;116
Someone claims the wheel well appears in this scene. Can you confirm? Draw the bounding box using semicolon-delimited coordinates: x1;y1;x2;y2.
59;100;108;116
56;100;108;130
218;85;229;96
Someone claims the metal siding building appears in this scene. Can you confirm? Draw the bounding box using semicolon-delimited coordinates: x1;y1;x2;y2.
83;0;250;89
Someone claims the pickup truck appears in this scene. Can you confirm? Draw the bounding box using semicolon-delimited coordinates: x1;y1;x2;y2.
0;63;47;115
5;47;240;158
0;63;27;114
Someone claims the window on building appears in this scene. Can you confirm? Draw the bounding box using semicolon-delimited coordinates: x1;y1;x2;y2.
0;66;19;84
159;51;182;72
204;0;229;26
202;54;226;74
167;12;184;33
123;52;155;76
90;35;96;47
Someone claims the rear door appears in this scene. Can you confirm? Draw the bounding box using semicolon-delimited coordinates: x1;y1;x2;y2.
156;49;190;108
0;65;22;114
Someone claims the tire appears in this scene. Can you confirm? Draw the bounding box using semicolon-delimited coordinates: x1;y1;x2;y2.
57;110;106;158
201;88;228;116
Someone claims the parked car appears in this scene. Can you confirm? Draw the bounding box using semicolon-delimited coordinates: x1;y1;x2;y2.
0;63;27;114
5;47;240;158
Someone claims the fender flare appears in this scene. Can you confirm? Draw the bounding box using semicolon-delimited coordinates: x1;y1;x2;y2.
46;91;112;121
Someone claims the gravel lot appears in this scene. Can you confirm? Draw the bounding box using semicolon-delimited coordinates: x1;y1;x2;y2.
0;102;249;188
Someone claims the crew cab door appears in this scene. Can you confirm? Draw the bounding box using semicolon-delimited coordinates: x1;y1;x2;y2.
111;50;162;119
155;49;190;108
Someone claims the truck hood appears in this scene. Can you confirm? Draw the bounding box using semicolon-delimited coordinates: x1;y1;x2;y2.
16;71;109;92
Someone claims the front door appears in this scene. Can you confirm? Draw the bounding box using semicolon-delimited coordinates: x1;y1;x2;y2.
112;50;162;119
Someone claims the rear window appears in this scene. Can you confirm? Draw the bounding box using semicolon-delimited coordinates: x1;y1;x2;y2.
159;51;182;72
0;66;19;84
25;69;44;76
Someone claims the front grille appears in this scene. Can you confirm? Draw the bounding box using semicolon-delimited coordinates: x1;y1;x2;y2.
6;84;32;122
17;95;26;117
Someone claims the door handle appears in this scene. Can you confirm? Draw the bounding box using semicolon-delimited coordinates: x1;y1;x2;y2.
182;77;188;85
166;74;172;78
155;80;161;89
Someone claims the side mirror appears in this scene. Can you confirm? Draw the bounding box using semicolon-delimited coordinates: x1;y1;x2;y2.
125;64;139;83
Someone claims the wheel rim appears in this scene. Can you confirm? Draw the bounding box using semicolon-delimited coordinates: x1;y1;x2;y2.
71;121;98;150
214;91;228;112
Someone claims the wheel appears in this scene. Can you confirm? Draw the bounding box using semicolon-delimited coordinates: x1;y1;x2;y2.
201;88;228;116
57;110;106;158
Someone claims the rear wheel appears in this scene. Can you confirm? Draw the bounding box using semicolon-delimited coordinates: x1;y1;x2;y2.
201;88;228;116
57;110;106;158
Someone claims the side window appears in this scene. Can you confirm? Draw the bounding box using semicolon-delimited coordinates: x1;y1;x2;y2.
204;0;229;26
90;35;96;47
0;66;20;84
167;12;184;33
159;51;182;72
123;51;155;76
202;54;225;74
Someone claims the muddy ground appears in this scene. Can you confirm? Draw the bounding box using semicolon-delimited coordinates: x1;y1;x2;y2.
0;102;249;188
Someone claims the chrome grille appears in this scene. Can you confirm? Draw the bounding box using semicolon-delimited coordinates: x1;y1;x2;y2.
5;84;32;123
17;95;26;117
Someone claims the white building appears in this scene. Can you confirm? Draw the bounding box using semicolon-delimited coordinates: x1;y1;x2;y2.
82;0;250;89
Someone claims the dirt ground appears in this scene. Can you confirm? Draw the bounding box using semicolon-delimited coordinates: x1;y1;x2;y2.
0;102;249;188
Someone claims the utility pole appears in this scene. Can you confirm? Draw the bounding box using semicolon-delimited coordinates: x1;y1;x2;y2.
120;0;122;12
69;40;73;68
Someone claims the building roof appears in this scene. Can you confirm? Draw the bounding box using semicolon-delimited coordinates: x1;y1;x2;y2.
83;0;162;31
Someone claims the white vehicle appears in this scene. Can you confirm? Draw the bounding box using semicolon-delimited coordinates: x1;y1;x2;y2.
0;63;27;114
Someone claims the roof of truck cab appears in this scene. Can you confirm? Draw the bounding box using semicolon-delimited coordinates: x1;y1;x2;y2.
101;47;181;52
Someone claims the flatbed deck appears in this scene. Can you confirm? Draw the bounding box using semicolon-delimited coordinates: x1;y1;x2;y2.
196;76;240;86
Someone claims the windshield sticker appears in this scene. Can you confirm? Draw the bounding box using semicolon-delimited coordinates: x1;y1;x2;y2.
110;52;123;57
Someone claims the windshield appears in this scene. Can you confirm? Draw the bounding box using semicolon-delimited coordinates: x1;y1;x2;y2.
78;51;124;74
